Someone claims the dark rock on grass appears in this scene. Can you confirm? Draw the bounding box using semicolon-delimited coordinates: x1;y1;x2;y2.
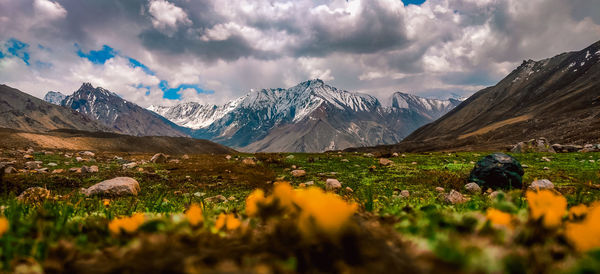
82;177;140;196
469;153;524;190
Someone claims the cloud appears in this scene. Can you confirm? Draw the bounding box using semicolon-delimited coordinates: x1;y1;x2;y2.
0;0;599;109
147;0;192;35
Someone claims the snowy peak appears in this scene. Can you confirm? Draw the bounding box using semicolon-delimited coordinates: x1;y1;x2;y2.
388;92;462;120
43;91;66;105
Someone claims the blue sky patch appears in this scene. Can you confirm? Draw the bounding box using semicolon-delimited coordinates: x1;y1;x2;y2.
402;0;426;6
159;80;213;100
128;57;155;75
6;38;30;65
76;44;116;64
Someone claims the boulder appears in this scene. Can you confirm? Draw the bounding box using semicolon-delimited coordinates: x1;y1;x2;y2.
82;177;140;196
17;187;51;203
511;138;555;153
150;153;168;164
291;170;306;177
379;158;393;166
528;179;554;191
468;153;524;190
444;190;467;204
242;158;256;166
464;182;482;194
326;179;342;191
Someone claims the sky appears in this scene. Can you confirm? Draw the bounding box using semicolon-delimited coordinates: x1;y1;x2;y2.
0;0;599;107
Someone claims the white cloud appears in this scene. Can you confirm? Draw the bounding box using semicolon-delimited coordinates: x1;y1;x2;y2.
33;0;67;20
148;0;191;34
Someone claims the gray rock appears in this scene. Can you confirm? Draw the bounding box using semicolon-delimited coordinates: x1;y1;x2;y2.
4;166;17;174
150;153;168;163
80;151;95;157
469;153;524;190
435;187;445;193
205;194;227;203
326;179;342;191
47;163;58;167
444;190;468;204
82;177;140;196
305;181;315;186
464;182;482;194
528;179;554;191
379;158;393;166
291;170;306;177
122;162;137;169
400;190;410;198
25;161;41;170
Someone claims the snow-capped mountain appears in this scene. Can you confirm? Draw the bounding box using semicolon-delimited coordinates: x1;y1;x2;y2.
51;83;187;137
150;79;462;152
43;91;67;105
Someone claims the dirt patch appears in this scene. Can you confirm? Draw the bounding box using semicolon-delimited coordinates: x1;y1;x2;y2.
458;115;532;140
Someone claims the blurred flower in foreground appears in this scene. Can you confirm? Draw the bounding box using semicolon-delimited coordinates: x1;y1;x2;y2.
214;213;241;231
109;213;145;235
186;203;204;226
0;217;8;236
486;208;513;228
568;204;588;220
566;204;600;252
102;199;110;207
245;189;266;217
526;190;566;228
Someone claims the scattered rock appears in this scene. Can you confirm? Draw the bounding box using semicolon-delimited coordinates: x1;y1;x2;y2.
435;187;445;193
35;168;48;173
122;162;137;169
225;155;232;160
305;181;315;186
326;179;342;191
169;159;181;164
464;182;482;194
17;187;51;203
47;163;58;167
227;196;236;201
205;195;227;203
541;157;551;162
411;162;417;165
468;153;524;190
4;166;17;174
75;157;84;162
242;158;256;166
69;167;81;173
25;161;41;170
291;170;306;177
182;154;190;160
392;152;399;157
444;190;468;204
551;144;583;153
521;164;529;168
286;155;295;159
291;165;297;169
379;158;393;166
528;179;554;191
511;138;555;153
488;190;503;200
82;177;140;196
341;159;349;162
150;153;168;164
400;190;410;198
363;153;374;157
80;151;95;157
345;187;353;192
543;167;550;170
51;169;64;174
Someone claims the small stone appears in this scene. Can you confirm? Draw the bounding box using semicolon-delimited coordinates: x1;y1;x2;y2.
69;167;81;173
225;155;232;160
411;162;417;165
193;192;205;197
80;166;91;173
528;179;554;191
47;163;58;167
488;190;503;200
205;195;227;203
291;165;297;169
242;158;256;166
464;182;482;194
541;157;551;162
400;190;410;198
227;196;236;201
122;162;137;169
379;158;393;166
364;153;374;157
182;154;190;160
35;168;48;173
326;179;342;191
89;165;99;173
345;187;353;192
150;153;168;163
291;169;306;177
82;177;140;196
25;161;41;170
305;181;314;186
4;166;17;174
392;152;399;157
75;157;84;162
444;190;467;204
435;187;445;193
51;169;64;174
521;164;529;168
80;151;95;157
543;167;550;170
286;155;295;159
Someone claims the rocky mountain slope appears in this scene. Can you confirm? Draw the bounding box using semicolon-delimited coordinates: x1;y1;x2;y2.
349;39;600;153
0;84;111;133
151;79;461;152
56;83;187;137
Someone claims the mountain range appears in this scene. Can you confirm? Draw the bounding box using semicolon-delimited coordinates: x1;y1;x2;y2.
347;39;600;153
149;79;461;152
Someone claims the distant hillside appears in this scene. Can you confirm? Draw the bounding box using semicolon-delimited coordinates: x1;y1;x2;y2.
0;84;111;133
347;39;600;153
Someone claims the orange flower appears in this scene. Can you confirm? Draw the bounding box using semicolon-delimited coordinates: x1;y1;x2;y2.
186;203;204;226
108;213;145;235
214;213;241;231
245;189;266;217
565;205;600;252
486;208;513;228
526;190;567;228
293;187;357;237
102;199;111;206
0;217;9;236
568;204;588;220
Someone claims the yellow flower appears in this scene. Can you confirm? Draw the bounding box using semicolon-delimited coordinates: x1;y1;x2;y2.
108;213;145;235
214;213;241;231
486;208;513;228
270;182;295;210
526;190;567;228
294;187;357;237
102;199;111;206
186;204;204;226
569;204;588;220
0;217;9;236
566;205;600;252
245;189;266;217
